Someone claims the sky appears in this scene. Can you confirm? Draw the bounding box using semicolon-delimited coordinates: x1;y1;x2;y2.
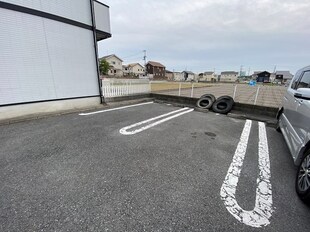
98;0;310;75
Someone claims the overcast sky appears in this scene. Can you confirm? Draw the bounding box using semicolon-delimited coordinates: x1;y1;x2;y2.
98;0;310;74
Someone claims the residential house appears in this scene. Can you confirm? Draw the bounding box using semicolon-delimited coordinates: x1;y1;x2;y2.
220;71;238;82
182;71;196;81
166;70;174;81
199;71;217;82
252;71;260;80
275;71;293;84
173;72;184;81
123;63;144;76
146;61;166;79
100;54;123;77
255;71;271;83
122;65;130;76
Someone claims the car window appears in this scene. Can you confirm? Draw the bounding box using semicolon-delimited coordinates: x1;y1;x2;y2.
291;70;302;89
296;71;310;89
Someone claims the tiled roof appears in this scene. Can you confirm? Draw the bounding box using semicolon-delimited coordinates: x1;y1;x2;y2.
221;71;238;75
100;54;123;62
204;71;214;75
276;71;292;76
183;71;195;74
126;63;144;68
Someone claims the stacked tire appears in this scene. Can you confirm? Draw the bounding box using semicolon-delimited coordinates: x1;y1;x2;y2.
196;94;216;109
196;94;234;114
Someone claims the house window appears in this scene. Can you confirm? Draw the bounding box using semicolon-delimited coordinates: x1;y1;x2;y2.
112;61;115;64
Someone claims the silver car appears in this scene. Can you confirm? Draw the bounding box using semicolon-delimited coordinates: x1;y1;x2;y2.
276;65;310;202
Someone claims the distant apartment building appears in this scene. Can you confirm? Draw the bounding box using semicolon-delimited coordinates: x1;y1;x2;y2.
146;61;166;79
220;71;238;82
100;54;123;77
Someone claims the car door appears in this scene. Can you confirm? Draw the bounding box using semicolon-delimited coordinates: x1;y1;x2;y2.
281;70;302;156
293;71;310;151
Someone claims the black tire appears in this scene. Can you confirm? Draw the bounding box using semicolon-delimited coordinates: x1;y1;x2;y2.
211;96;234;114
217;95;234;102
296;150;310;203
200;94;216;102
196;96;214;109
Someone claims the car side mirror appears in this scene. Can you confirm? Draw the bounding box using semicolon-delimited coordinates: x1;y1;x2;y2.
294;88;310;100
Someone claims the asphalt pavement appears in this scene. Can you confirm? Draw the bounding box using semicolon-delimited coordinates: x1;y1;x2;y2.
0;102;309;231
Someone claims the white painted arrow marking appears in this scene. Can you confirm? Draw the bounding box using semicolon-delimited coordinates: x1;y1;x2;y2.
220;120;273;228
120;107;193;135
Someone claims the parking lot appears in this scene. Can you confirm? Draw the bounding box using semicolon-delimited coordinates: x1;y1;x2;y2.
1;102;310;231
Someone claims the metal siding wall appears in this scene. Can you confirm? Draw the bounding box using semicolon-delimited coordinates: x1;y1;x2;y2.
0;8;99;105
2;0;92;25
94;1;111;34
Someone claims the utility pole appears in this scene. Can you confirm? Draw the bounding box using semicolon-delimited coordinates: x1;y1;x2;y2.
239;65;243;77
143;50;147;66
248;67;251;76
273;65;277;73
143;50;147;75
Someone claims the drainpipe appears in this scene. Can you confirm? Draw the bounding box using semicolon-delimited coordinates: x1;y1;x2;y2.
90;0;104;104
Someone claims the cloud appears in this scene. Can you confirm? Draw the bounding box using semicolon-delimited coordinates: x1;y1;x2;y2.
98;0;310;73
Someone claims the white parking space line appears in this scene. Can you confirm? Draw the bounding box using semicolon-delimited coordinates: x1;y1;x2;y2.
79;102;154;116
220;120;273;228
120;108;194;135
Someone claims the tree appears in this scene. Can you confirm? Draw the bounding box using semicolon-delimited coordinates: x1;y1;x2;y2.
99;59;110;75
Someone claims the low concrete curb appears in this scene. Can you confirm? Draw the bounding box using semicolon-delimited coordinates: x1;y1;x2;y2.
150;93;278;126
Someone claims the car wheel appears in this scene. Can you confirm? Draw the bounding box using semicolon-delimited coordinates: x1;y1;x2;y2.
296;150;310;202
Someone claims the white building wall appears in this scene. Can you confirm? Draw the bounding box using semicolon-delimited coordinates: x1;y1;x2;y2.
173;72;184;81
200;73;216;82
0;1;105;106
94;1;111;34
105;56;122;71
3;0;93;25
105;56;123;76
186;74;195;81
220;74;238;82
131;64;144;75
